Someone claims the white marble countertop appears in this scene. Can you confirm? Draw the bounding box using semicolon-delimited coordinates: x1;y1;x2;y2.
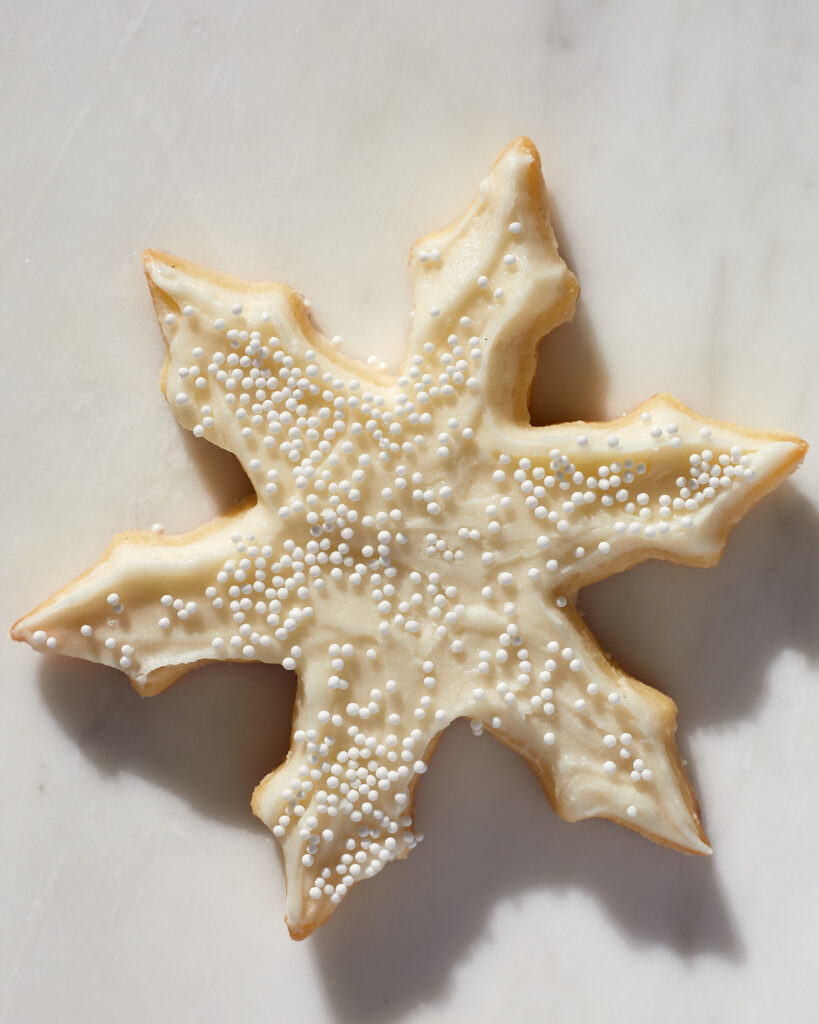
1;2;817;1021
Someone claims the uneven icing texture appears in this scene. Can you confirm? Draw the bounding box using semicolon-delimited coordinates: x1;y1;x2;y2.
12;139;806;938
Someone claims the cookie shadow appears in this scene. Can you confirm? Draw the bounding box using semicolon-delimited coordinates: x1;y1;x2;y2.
578;482;819;730
311;723;739;1024
529;205;610;427
37;657;295;831
179;429;254;510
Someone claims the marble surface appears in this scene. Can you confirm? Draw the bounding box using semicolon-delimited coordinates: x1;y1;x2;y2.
1;2;817;1021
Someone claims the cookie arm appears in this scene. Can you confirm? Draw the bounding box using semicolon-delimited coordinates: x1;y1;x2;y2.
498;393;807;591
405;137;578;425
470;604;710;854
143;250;391;512
251;642;451;939
10;499;288;695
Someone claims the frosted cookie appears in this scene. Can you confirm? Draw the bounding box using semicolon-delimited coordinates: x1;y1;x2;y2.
12;138;807;939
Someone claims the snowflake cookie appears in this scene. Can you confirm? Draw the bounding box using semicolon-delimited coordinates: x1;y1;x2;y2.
12;138;807;938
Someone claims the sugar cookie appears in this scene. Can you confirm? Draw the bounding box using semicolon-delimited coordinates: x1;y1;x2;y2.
12;138;807;939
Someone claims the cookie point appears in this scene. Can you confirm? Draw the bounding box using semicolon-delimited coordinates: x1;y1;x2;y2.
286;918;313;942
495;135;540;174
142;248;172;275
9;614;28;643
686;833;712;856
508;134;538;157
10;608;44;646
765;433;809;478
790;434;809;463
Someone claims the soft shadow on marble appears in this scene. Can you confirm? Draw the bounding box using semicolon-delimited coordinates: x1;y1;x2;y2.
310;723;739;1024
38;658;295;831
580;483;819;730
529;209;609;427
178;426;254;511
529;303;608;427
